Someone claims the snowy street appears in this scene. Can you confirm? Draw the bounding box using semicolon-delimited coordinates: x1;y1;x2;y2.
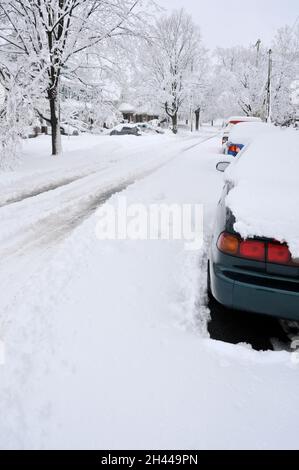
0;133;215;310
0;0;298;458
1;132;299;450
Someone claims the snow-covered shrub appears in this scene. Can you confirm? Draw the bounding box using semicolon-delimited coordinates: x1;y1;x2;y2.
0;86;22;170
0;66;38;170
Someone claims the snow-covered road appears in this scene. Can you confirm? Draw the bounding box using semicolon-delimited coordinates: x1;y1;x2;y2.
0;133;217;313
0;131;299;450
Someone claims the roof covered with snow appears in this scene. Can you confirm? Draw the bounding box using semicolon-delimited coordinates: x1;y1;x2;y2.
134;104;159;116
118;102;135;113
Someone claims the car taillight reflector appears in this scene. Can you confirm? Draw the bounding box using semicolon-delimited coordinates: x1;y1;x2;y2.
217;233;239;255
267;243;291;264
240;239;265;261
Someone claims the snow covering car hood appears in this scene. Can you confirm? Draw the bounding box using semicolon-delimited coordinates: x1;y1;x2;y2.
224;129;299;259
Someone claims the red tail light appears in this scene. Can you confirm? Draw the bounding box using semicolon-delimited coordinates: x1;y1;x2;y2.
217;232;296;266
240;240;265;261
228;144;237;153
267;243;291;264
228;144;242;154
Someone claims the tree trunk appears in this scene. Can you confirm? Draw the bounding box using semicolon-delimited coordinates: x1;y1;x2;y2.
195;109;200;131
48;86;62;156
172;113;178;134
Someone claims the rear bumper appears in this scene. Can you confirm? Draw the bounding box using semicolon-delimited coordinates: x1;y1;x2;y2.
210;261;299;320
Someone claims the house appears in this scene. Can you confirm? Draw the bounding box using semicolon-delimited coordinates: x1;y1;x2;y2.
134;104;159;123
118;102;159;123
118;102;136;122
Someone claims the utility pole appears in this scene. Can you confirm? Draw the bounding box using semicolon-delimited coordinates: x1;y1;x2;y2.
255;39;261;67
266;48;272;123
190;61;194;132
190;104;193;132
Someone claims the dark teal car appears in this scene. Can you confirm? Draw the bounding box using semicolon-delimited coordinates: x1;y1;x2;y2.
208;163;299;320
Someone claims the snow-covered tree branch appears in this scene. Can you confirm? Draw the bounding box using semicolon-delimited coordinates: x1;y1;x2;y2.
0;0;145;155
140;9;204;134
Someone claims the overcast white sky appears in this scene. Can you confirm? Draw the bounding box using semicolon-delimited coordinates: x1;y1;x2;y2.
158;0;298;49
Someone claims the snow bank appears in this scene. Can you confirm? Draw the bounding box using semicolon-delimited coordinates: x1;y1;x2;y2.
225;129;299;257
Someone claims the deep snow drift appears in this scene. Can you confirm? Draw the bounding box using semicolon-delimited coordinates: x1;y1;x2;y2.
0;131;299;450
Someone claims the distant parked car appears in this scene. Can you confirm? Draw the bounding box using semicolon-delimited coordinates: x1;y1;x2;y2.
110;124;141;136
60;124;80;136
136;122;164;134
208;130;299;321
224;121;277;157
222;116;262;149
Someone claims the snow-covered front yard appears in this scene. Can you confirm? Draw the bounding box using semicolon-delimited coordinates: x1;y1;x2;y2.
0;131;299;450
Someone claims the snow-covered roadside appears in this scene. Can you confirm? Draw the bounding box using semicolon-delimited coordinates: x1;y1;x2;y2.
0;134;175;206
0;135;299;450
2;130;211;186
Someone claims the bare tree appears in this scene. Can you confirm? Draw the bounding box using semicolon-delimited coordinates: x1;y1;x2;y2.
0;0;142;155
142;9;203;134
271;25;299;125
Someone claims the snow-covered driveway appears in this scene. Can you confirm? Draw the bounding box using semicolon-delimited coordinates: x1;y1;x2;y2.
0;132;299;450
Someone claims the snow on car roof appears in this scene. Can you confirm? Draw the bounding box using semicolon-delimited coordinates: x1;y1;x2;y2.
111;123;138;131
228;122;278;144
226;116;262;124
225;129;299;258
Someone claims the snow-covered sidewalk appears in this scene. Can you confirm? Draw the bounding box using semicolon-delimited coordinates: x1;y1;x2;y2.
0;133;299;450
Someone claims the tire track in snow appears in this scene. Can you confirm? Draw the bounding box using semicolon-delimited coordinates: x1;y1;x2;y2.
0;132;221;316
0;134;219;251
182;132;220;152
0;145;189;258
0;133;220;335
0;147;192;316
32;133;219;247
0;166;110;208
0;133;219;209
